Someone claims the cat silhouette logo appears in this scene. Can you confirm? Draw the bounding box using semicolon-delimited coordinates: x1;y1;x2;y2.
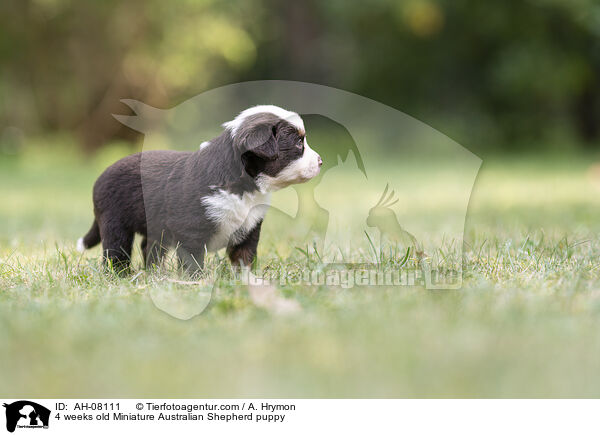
3;401;50;432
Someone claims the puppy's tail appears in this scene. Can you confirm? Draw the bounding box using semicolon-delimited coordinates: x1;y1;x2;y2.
77;219;100;252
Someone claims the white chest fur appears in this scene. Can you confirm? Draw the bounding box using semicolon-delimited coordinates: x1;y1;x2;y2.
201;189;271;251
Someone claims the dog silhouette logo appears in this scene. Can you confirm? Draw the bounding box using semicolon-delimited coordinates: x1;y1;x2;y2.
3;401;50;432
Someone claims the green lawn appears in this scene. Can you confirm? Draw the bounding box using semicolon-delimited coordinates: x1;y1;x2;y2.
1;146;600;397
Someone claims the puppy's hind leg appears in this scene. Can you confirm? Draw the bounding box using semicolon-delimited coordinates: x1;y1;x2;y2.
175;244;205;278
142;236;168;272
100;222;135;276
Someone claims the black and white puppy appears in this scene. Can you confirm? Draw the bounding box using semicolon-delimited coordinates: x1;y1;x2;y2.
78;105;322;273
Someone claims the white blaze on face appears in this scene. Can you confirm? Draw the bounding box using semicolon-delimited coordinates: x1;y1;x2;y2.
223;105;321;192
257;138;321;192
223;105;305;137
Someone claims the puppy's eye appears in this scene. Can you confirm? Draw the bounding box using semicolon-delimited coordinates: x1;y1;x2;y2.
297;138;305;150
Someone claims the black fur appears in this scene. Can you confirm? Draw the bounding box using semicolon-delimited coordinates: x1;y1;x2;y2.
227;220;263;267
81;112;313;275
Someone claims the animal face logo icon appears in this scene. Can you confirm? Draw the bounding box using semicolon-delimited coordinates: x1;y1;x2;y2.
3;401;50;433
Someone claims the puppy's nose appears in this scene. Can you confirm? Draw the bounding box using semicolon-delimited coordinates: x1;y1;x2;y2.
317;156;323;166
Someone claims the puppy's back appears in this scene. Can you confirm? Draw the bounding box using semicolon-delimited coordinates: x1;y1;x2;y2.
93;150;188;233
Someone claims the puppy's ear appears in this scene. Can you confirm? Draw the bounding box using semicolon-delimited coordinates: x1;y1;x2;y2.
241;146;276;179
235;116;281;178
243;124;279;162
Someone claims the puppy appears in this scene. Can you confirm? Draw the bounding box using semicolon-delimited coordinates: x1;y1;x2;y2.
78;105;322;273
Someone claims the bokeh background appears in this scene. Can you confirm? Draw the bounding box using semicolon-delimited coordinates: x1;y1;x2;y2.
1;0;600;398
1;0;599;156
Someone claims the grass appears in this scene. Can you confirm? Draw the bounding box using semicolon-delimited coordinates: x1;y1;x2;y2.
1;145;600;397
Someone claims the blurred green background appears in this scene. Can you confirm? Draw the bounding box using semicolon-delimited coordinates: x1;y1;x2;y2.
1;0;599;156
1;0;600;398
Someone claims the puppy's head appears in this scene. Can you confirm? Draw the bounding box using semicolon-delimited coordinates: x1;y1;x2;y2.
224;106;322;192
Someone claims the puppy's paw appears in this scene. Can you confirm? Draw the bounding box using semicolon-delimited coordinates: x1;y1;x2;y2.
272;297;302;316
247;273;302;316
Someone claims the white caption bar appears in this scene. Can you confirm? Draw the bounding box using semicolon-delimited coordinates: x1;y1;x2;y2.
1;399;598;434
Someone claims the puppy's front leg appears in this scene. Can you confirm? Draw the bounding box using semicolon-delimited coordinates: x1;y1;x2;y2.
229;221;301;315
227;220;262;268
176;245;205;277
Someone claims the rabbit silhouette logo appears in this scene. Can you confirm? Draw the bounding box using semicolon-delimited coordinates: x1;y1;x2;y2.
3;401;50;433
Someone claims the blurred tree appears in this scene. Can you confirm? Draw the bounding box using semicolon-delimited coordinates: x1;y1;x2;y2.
0;0;598;153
